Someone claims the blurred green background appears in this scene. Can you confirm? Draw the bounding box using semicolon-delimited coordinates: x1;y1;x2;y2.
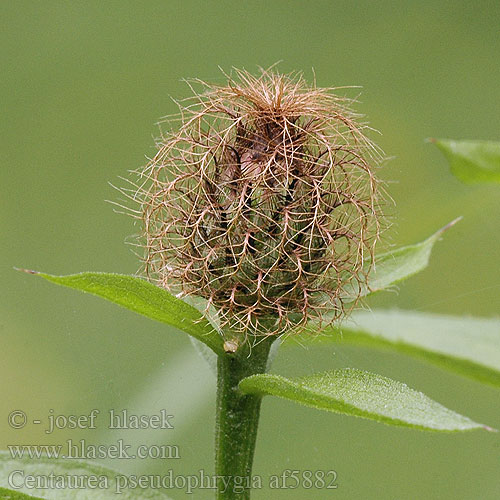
2;1;500;498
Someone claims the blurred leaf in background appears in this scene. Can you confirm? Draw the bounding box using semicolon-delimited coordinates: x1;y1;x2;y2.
429;138;500;184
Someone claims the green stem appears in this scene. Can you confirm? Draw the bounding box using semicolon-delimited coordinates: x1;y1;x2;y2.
215;337;275;499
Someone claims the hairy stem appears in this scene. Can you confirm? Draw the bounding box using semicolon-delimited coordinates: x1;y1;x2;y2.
215;337;275;499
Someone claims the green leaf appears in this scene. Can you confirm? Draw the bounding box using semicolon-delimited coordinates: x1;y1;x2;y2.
291;309;500;388
0;486;44;499
429;138;500;184
343;218;460;300
20;271;224;355
239;369;490;432
0;452;173;499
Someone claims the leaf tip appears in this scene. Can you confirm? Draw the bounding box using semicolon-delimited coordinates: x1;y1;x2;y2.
438;216;463;235
14;267;40;275
483;425;498;433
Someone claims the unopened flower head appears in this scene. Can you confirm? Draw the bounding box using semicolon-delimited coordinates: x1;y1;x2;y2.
132;68;384;338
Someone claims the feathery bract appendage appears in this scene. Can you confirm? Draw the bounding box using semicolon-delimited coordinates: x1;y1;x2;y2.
134;68;383;338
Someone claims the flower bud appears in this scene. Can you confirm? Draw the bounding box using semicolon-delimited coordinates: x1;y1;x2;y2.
134;69;383;338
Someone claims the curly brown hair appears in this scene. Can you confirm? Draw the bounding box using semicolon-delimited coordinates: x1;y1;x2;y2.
130;68;384;342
